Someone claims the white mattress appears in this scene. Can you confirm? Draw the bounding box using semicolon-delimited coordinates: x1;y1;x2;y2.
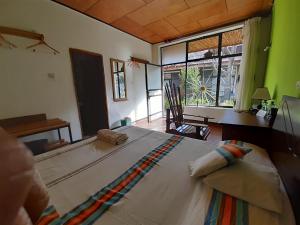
35;126;295;225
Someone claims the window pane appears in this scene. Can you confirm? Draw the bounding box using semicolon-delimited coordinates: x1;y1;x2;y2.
218;56;241;106
188;36;219;60
221;29;243;56
162;43;186;65
114;75;120;99
113;62;118;72
119;72;126;98
118;62;125;72
163;63;186;110
147;64;161;90
186;59;218;106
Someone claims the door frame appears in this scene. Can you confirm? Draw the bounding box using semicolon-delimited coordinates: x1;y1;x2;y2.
69;48;110;136
145;63;163;122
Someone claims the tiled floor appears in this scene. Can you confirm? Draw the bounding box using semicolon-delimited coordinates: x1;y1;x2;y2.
134;117;222;146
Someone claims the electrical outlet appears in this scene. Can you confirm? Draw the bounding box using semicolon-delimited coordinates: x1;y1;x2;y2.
296;81;300;90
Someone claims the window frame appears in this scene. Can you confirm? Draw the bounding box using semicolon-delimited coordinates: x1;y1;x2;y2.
161;28;243;108
110;58;128;102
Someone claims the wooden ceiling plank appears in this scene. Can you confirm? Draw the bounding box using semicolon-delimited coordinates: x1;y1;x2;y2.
185;0;215;7
142;33;163;43
226;0;262;11
127;0;188;26
112;16;145;35
197;8;259;34
166;0;226;28
86;0;146;24
111;16;161;43
175;22;202;35
145;19;180;40
143;0;155;3
54;0;273;44
55;0;99;12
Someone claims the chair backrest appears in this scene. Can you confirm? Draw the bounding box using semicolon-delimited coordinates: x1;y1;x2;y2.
165;82;184;127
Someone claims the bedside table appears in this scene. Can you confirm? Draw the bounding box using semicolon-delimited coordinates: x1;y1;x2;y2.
219;110;272;149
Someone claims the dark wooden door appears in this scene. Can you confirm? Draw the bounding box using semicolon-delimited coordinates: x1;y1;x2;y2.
70;49;109;137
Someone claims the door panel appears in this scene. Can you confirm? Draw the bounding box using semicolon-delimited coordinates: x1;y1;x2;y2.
146;64;162;121
70;49;109;137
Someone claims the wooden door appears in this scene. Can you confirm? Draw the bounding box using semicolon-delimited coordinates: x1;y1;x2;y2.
70;49;109;137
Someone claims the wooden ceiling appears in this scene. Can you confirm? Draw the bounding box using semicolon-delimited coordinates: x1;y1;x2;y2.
54;0;273;44
189;29;243;53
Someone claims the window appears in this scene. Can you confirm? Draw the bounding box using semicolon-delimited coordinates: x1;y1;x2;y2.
110;59;127;101
162;28;243;108
219;56;241;106
186;60;218;106
162;63;186;110
188;36;219;60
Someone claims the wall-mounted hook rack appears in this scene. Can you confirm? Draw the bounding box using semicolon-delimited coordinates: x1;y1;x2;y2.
0;26;60;54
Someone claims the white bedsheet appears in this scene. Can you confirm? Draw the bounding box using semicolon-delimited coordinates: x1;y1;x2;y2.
35;126;295;225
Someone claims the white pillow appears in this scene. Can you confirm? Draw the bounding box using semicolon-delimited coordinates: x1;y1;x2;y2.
203;160;282;214
219;140;275;168
189;144;252;177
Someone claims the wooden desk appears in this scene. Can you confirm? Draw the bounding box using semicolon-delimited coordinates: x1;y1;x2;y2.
0;114;73;143
219;110;271;148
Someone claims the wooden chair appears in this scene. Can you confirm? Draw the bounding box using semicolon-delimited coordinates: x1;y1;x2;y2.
165;82;213;140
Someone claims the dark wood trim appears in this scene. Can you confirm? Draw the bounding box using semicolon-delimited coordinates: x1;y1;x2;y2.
110;58;128;102
215;33;222;107
69;48;110;135
131;57;149;64
145;64;150;122
0;26;43;40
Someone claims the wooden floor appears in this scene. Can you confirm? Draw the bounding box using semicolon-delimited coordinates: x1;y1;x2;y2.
134;117;222;146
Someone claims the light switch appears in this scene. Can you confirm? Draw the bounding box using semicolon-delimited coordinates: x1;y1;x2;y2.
48;73;55;79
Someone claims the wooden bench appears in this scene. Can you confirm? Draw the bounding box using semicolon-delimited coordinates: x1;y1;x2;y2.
0;114;73;151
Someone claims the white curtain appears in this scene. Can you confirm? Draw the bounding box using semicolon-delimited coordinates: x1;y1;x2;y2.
234;17;261;111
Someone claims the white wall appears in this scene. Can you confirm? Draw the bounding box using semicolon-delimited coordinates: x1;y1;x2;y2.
0;0;151;141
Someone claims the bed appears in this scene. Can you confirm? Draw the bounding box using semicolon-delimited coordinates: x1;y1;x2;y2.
35;123;296;225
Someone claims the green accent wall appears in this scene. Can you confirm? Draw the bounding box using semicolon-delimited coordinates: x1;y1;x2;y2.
264;0;300;104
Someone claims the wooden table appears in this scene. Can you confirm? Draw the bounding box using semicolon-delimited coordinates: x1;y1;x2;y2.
218;110;271;149
0;114;73;143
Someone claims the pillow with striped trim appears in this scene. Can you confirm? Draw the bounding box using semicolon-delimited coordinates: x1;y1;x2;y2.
189;144;252;177
203;161;282;213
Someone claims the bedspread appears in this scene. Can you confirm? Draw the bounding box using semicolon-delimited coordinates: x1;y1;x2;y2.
35;126;295;225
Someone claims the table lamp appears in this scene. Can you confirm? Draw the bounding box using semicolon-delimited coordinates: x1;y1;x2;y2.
252;87;271;110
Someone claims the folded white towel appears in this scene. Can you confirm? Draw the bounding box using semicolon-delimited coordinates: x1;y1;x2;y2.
97;129;128;145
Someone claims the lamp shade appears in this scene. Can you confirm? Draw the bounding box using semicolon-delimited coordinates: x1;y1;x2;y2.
252;87;271;100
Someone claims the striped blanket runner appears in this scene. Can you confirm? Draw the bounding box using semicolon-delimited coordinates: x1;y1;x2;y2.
37;205;60;225
205;190;249;225
37;135;184;225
